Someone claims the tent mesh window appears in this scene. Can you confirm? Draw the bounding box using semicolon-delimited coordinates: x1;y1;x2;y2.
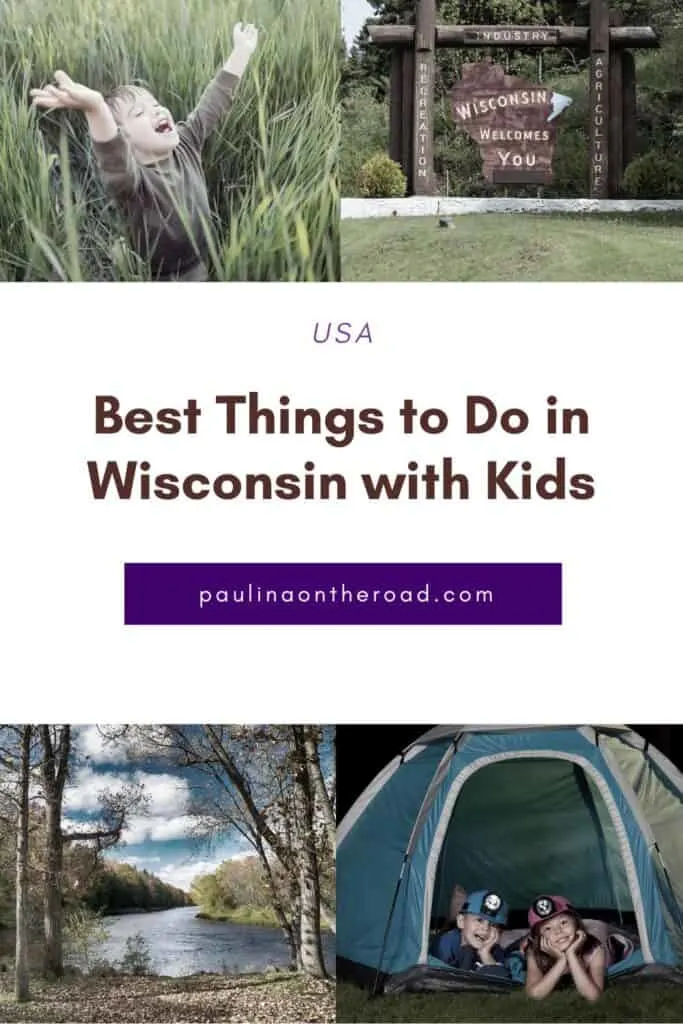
431;758;635;934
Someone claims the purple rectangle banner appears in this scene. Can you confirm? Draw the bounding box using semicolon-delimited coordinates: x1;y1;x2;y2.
124;563;562;626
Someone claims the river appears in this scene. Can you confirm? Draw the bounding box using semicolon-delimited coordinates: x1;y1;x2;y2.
95;906;335;977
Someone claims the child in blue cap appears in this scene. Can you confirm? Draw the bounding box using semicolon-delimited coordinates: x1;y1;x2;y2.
431;889;511;978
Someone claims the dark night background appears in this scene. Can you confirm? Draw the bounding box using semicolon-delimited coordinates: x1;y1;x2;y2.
336;725;683;821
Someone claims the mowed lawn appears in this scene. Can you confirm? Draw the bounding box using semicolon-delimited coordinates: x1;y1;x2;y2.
341;213;683;281
337;979;683;1022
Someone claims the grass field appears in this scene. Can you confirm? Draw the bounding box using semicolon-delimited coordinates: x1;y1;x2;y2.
0;0;339;281
341;213;683;281
337;979;683;1022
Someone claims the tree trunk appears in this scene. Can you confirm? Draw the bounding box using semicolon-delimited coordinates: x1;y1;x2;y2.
43;797;64;977
298;848;326;977
39;725;71;978
14;726;31;1002
287;860;303;971
302;727;336;934
254;836;298;970
302;727;336;858
292;727;327;979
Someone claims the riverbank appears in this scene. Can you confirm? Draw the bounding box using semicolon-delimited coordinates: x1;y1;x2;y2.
195;909;332;932
0;971;335;1023
195;908;279;927
103;906;193;917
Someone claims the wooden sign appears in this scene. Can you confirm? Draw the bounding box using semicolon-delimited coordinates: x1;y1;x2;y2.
450;63;562;185
369;0;658;198
463;28;559;45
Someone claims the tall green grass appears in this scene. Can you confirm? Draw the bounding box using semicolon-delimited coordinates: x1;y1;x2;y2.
0;0;340;281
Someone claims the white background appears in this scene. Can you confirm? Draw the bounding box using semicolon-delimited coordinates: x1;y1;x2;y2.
1;283;681;724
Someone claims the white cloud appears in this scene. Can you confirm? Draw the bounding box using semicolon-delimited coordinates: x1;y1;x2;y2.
120;855;162;866
157;858;223;892
121;813;197;844
63;766;205;850
64;768;189;818
63;767;113;812
137;773;189;817
76;726;130;764
157;850;254;892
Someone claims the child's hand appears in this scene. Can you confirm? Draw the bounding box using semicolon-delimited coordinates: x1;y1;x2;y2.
233;22;258;56
541;934;565;962
566;930;586;956
479;932;499;955
224;23;259;78
30;71;103;113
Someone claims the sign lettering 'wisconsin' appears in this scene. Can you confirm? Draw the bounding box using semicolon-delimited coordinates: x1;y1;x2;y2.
450;63;571;184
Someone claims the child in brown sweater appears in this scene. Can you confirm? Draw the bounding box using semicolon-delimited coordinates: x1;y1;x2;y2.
30;22;258;281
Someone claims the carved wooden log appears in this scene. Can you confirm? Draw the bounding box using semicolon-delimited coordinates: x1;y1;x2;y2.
413;0;436;193
401;48;414;190
367;24;658;49
590;0;610;197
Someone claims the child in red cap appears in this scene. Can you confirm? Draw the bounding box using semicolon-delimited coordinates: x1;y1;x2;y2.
525;895;606;1002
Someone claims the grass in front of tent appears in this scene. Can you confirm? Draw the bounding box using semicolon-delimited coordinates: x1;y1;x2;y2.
336;979;683;1022
341;212;683;281
0;0;339;281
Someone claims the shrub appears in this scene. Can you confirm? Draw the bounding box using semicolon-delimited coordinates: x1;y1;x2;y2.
340;85;389;196
622;150;683;198
358;153;406;198
63;907;110;973
119;933;153;975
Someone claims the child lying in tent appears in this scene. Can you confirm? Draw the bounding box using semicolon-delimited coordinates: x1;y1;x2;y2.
524;895;607;1002
430;889;524;981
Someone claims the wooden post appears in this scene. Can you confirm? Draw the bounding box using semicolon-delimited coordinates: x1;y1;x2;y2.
389;50;404;166
622;50;637;172
401;48;415;192
413;0;436;194
609;10;624;196
589;0;610;197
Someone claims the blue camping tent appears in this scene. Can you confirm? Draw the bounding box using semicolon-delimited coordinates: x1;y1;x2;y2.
337;726;683;993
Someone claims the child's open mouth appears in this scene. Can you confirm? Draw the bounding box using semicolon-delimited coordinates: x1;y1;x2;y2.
155;118;173;134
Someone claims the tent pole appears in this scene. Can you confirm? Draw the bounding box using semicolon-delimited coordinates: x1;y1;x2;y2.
371;854;411;996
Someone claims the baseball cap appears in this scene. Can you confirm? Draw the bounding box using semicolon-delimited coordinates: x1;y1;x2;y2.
461;889;508;926
528;894;575;929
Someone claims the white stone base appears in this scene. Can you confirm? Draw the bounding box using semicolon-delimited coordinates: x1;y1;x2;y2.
341;197;683;220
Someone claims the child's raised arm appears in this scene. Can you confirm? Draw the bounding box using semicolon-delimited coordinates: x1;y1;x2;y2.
182;22;258;150
30;72;117;142
31;72;139;197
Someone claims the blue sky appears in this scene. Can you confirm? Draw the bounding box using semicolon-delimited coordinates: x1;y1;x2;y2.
342;0;372;47
62;727;334;894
